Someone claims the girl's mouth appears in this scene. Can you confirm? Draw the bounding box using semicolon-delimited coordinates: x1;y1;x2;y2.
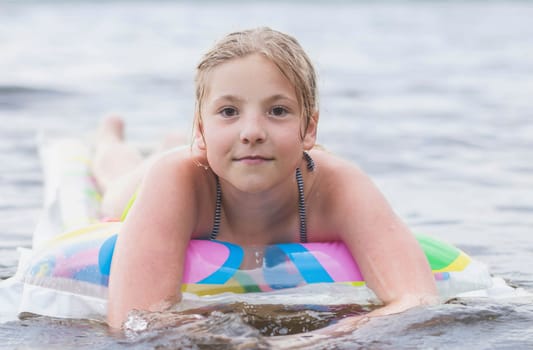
234;155;274;164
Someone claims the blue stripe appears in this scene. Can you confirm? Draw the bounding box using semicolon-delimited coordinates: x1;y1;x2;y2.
263;245;303;289
197;240;243;284
98;234;118;276
275;243;333;283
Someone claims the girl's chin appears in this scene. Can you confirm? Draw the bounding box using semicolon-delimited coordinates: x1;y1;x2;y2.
226;177;276;194
233;183;271;194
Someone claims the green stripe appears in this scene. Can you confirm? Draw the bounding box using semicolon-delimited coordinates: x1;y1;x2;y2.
120;190;138;221
416;234;461;270
233;271;262;293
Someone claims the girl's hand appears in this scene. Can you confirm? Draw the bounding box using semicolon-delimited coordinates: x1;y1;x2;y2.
267;315;370;349
312;314;370;337
267;296;437;348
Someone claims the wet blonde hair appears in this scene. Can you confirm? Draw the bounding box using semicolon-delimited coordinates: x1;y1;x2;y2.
194;27;318;138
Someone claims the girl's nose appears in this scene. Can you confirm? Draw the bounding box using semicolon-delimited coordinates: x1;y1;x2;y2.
240;115;266;145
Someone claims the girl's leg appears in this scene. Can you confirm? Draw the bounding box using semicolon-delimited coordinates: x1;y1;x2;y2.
92;116;188;219
92;116;146;218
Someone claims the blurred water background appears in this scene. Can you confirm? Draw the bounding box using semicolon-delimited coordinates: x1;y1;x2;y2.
1;0;533;349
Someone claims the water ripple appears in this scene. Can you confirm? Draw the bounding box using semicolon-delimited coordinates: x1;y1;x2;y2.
0;85;73;110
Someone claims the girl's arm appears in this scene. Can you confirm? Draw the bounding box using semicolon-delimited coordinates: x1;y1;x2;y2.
328;159;439;324
106;154;200;329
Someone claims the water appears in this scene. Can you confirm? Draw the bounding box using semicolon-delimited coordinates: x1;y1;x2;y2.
1;1;533;348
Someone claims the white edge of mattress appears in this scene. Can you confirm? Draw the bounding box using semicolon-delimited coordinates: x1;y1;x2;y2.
18;283;107;322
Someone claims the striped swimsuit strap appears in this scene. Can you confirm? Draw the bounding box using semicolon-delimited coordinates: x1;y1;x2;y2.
209;151;315;243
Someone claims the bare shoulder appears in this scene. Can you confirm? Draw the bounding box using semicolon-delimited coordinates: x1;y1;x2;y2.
310;149;367;180
308;149;390;238
309;148;375;202
147;147;208;181
131;148;216;238
141;149;206;197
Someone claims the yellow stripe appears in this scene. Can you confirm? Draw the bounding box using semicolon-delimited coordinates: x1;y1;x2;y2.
67;155;91;165
120;190;138;221
45;222;121;246
181;281;366;296
340;281;366;287
433;251;471;273
182;283;246;295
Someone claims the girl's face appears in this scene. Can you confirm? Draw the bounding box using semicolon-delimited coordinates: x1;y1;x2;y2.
197;54;317;193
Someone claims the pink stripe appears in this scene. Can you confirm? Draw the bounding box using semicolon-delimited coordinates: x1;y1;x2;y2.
182;240;229;283
303;242;364;282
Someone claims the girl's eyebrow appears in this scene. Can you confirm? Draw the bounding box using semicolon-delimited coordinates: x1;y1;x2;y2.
212;94;296;104
212;94;245;104
265;94;297;104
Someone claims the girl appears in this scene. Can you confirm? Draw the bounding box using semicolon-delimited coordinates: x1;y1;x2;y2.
93;27;438;331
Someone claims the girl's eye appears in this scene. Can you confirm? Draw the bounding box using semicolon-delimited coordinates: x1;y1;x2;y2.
220;107;238;118
270;106;289;117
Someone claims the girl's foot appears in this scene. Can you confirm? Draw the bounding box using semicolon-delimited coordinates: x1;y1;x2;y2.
96;115;125;145
91;115;143;196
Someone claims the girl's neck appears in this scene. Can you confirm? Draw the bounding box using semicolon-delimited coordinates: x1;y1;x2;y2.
216;174;304;245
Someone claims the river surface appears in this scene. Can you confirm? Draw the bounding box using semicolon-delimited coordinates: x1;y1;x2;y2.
1;1;533;349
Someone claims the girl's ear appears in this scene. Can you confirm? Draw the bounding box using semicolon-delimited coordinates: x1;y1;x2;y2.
194;118;206;151
303;111;319;150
